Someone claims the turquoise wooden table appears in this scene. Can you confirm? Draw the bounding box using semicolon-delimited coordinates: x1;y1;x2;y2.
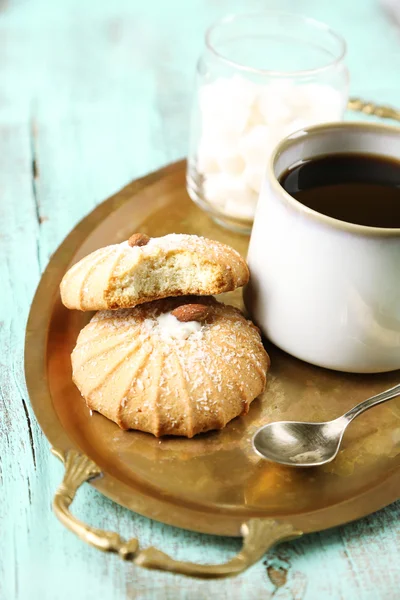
2;0;400;598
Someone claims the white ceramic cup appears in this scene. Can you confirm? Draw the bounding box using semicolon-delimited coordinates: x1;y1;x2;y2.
245;122;400;373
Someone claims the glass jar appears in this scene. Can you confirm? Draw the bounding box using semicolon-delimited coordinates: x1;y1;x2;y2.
187;11;349;234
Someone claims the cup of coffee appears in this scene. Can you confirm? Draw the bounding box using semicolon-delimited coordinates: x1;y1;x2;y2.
245;122;400;373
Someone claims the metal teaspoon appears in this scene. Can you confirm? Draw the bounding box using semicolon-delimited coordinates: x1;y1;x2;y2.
252;383;400;467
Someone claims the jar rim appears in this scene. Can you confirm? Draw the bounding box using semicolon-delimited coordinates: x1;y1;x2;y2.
205;10;347;77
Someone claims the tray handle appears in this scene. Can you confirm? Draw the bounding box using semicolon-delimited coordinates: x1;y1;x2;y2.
348;97;400;122
51;448;139;558
51;448;302;578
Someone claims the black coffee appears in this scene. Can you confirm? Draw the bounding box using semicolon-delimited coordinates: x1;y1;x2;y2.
279;153;400;228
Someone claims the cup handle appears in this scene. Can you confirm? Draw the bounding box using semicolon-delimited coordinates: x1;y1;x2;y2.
51;447;302;579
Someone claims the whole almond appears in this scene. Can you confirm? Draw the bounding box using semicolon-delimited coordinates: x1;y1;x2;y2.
128;233;150;247
171;304;210;323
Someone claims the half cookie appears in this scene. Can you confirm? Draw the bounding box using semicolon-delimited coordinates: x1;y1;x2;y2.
60;233;249;311
71;296;269;437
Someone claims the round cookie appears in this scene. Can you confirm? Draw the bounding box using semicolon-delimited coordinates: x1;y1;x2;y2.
60;233;249;311
71;296;269;437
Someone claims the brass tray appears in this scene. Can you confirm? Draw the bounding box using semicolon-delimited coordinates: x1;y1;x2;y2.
25;160;400;578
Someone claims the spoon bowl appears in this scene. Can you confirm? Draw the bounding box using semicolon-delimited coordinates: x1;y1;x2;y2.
252;383;400;467
253;417;347;467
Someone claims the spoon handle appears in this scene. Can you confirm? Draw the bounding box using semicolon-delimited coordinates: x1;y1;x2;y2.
344;383;400;423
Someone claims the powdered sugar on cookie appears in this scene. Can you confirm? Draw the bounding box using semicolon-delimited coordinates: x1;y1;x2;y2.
144;311;202;341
